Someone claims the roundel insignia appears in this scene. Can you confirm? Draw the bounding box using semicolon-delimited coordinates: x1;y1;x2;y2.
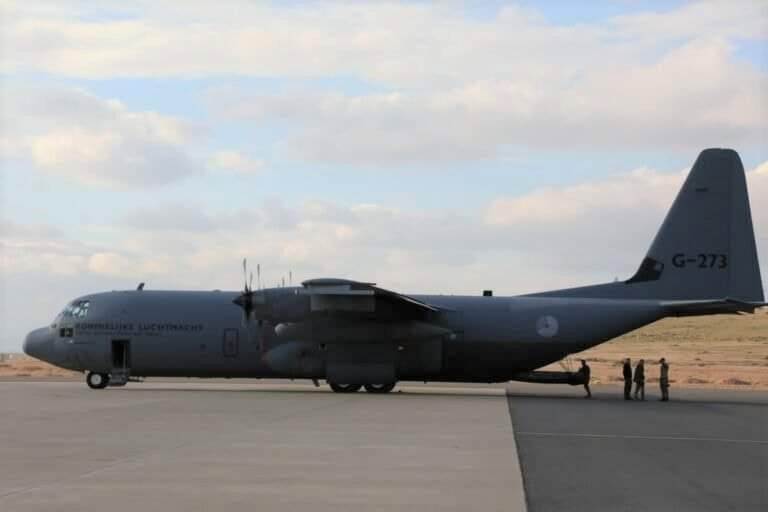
536;315;559;338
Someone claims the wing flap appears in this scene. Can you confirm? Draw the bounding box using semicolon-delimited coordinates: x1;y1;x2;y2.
301;278;440;315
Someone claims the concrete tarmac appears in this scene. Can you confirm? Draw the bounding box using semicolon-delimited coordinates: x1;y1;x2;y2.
1;381;766;512
0;381;524;512
507;386;768;512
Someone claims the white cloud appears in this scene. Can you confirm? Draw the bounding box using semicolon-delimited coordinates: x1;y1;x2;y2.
121;205;222;233
2;2;765;165
4;159;765;289
610;1;767;41
4;1;765;84
486;168;685;225
28;129;119;168
87;252;136;276
2;87;201;187
219;35;766;164
208;150;263;175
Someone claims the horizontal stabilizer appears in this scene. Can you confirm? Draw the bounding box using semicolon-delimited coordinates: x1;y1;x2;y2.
660;298;767;317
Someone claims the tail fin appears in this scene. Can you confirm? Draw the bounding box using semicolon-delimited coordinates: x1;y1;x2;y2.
530;148;764;304
626;148;763;301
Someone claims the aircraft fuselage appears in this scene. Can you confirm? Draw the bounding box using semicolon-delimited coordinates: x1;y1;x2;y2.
25;288;663;383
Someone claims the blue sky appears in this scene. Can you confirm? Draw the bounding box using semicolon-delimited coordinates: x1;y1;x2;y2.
1;0;767;351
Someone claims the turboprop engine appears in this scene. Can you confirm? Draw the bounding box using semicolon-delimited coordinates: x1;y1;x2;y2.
262;342;323;378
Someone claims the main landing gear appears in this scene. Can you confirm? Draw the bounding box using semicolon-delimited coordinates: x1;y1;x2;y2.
363;383;396;394
328;382;362;393
86;371;110;390
328;382;397;393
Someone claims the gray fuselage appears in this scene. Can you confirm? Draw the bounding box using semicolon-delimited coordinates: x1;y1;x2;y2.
25;288;663;383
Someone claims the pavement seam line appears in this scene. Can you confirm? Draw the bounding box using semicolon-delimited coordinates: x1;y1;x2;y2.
505;388;529;512
516;432;768;444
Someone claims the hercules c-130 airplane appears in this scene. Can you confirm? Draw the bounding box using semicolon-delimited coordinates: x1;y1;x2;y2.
24;149;765;393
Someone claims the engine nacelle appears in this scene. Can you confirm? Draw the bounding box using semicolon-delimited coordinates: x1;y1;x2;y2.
262;342;323;378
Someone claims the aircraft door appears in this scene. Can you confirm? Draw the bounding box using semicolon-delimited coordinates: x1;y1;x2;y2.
222;328;239;357
110;339;131;386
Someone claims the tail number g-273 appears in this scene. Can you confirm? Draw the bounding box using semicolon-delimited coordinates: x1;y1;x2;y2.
672;253;728;269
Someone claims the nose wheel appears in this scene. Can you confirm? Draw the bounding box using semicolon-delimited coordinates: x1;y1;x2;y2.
86;372;110;389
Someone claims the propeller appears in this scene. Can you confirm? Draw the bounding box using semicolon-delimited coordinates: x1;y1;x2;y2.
233;258;273;327
233;258;256;325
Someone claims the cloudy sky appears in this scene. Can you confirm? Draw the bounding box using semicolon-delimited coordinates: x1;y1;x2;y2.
1;0;766;352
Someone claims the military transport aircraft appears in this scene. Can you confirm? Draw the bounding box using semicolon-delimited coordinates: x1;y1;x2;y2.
24;149;765;393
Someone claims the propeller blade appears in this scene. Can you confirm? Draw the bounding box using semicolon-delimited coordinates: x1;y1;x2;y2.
233;291;253;325
233;260;272;327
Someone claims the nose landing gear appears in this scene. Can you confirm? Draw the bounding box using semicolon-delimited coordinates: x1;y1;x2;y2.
86;371;110;390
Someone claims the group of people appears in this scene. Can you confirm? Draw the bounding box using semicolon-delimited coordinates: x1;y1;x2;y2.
578;358;670;400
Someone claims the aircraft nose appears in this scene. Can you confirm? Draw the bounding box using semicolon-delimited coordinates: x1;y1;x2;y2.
23;328;55;363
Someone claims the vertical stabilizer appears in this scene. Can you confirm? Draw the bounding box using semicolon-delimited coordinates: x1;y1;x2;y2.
530;149;764;304
626;148;763;301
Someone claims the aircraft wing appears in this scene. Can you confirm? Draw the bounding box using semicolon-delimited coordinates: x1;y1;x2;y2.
660;298;767;317
300;278;441;317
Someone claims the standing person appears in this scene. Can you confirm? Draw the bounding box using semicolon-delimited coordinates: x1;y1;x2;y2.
659;358;670;401
622;358;632;400
633;359;645;400
579;359;592;399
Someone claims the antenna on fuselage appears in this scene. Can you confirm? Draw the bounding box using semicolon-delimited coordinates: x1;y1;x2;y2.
257;263;262;290
289;271;293;286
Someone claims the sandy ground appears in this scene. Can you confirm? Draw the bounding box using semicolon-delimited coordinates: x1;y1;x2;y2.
544;309;768;389
0;357;77;378
2;310;767;388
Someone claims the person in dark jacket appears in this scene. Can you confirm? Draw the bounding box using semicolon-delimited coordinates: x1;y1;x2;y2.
659;358;670;401
622;358;632;400
633;359;645;400
579;359;592;398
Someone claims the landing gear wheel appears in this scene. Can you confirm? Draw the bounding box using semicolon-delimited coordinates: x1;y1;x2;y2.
364;383;396;394
328;382;362;393
86;372;110;390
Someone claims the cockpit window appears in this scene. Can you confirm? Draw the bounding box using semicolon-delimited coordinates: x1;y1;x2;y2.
61;300;90;319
